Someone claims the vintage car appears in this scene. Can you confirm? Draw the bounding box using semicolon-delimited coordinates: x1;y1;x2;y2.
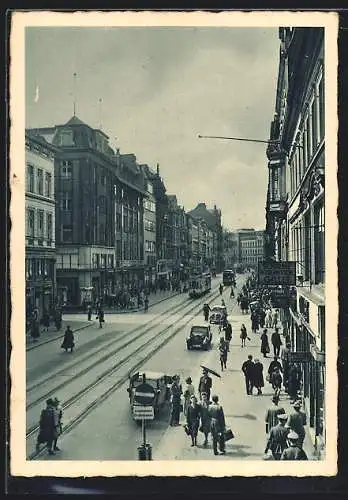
209;305;227;324
127;371;173;422
186;323;212;350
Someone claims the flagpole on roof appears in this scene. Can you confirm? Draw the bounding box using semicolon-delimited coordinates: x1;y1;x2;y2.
73;72;77;116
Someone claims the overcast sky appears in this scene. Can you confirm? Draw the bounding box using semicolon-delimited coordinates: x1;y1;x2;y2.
25;26;279;230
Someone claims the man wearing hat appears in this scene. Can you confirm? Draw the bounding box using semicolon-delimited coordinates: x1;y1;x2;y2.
169;375;183;426
36;398;60;455
287;400;307;447
280;431;308;460
52;397;63;451
198;368;212;401
265;395;286;435
264;413;289;460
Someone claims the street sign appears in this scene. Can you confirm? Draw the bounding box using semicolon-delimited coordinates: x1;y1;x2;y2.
133;405;155;420
258;261;296;286
289;351;311;363
134;382;156;405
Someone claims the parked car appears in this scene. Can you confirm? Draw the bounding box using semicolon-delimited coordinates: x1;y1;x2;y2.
127;371;173;422
209;305;227;324
186;323;212;350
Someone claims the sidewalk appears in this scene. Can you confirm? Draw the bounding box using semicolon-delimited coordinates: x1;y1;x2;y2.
153;303;317;461
26;320;90;351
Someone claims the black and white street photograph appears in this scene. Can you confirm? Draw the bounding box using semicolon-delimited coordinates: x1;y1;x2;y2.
9;10;338;477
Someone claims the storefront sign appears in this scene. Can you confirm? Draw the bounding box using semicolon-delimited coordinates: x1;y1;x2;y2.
258;261;296;286
289;351;311;363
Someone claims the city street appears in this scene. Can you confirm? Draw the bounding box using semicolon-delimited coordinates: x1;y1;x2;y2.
28;274;315;462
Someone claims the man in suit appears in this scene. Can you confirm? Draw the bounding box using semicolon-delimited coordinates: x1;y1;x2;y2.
241;354;254;395
198;368;213;401
208;395;226;456
264;413;289;460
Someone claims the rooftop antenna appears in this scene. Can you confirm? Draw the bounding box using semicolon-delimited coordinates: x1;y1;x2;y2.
98;97;103;130
73;72;77;116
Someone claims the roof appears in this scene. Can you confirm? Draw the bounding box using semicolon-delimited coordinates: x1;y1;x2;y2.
65;115;88;126
134;371;167;380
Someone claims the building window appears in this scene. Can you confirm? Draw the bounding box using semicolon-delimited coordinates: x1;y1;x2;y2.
27;164;35;193
116;213;122;231
37;169;43;195
27;208;35;237
306;113;312;165
46;213;53;241
312;92;319;150
37;210;44;238
45;173;52;198
314;203;325;283
318;306;325;352
147;182;153;194
60;129;74;146
60;160;72;178
60;193;72;211
304;212;310;281
62;225;73;243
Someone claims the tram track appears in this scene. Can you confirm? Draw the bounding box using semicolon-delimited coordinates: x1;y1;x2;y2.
27;287;223;458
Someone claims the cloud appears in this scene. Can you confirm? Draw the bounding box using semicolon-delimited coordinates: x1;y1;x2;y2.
25;26;279;229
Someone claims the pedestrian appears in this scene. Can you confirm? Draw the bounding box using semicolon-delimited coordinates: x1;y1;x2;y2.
268;356;283;378
87;304;92;321
221;298;226;308
199;392;211;446
31;318;40;341
265;308;273;328
253;358;264;395
287;400;307;447
203;303;211;322
240;323;248;347
61;325;74;353
169;375;183;426
265;395;286;435
183;377;195;416
98;308;105;328
219;283;223;296
36;398;60;455
259;308;266;329
52;397;63;452
224;321;232;351
280;431;308;460
270;367;283;397
241;354;254;395
264;413;289;460
42;309;50;332
186;395;201;447
198;368;212;401
260;328;270;358
271;327;282;357
144;295;149;312
230;286;234;298
281;342;291;393
272;309;279;328
218;336;228;371
54;308;62;331
208;395;226;456
251;310;259;333
288;363;301;403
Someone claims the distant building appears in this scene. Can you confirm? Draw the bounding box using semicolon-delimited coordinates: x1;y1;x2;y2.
187;202;223;272
167;195;189;281
25;132;57;319
222;230;239;269
237;229;265;269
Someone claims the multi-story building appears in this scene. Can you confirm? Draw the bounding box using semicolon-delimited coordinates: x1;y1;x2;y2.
237;229;265;268
28;116;146;306
166;195;189;281
139;164;157;287
187;202;223;272
25;132;57;320
265;27;325;457
152;164;171;285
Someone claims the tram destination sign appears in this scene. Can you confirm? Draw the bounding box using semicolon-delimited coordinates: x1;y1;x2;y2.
258;261;296;286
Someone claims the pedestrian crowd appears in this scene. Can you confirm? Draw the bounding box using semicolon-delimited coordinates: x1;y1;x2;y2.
168;369;233;456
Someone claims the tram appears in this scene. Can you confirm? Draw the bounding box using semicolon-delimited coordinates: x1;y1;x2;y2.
188;272;212;299
222;269;236;286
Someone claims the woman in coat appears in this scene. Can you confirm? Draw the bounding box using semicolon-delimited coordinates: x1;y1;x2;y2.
61;326;74;353
240;324;248;348
186;395;201;447
253;359;264;395
260;329;270;358
183;377;195;416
